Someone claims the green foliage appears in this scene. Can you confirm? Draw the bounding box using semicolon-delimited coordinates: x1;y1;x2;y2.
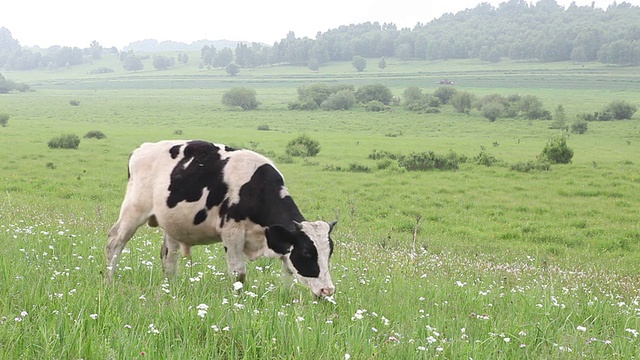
122;55;143;71
48;134;80;149
377;57;387;70
403;87;440;112
256;124;270;131
355;84;393;105
540;136;573;164
474;148;503;166
363;100;389;112
451;91;476;114
433;86;457;105
321;90;356;110
518;95;551;120
549;105;568;130
83;130;106;139
480;101;504;122
285;135;320;157
225;62;240;76
307;58;320;71
571;120;588;134
604;101;637;120
0;113;8;127
89;67;114;74
510;160;551;172
222;87;260;110
153;55;175;70
397;151;459;171
351;56;366;72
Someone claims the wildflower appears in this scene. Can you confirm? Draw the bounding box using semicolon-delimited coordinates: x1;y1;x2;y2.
417;346;426;351
222;326;230;331
436;347;444;352
234;303;245;309
296;317;304;323
324;295;337;304
518;331;527;336
90;314;98;320
577;326;586;332
504;337;511;343
604;340;612;345
196;304;209;311
625;328;639;338
20;311;28;317
211;325;220;332
124;324;132;329
14;316;23;322
520;343;526;348
351;309;366;320
345;354;351;360
371;327;378;332
387;336;400;343
197;310;207;318
558;346;572;352
233;281;243;291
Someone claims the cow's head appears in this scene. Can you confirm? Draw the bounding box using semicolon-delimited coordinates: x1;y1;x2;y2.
266;220;337;297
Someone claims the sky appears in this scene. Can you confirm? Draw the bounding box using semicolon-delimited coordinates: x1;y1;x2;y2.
1;0;638;49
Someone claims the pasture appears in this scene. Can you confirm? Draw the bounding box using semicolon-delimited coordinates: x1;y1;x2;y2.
1;56;639;359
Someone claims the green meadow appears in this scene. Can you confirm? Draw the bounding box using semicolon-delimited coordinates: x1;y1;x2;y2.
0;56;639;359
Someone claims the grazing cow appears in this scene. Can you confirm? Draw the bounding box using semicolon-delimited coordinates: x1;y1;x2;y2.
106;140;336;297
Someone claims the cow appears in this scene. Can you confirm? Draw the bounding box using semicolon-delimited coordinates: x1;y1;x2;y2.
106;140;337;297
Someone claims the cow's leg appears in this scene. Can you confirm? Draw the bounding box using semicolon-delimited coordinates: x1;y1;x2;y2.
160;233;182;278
106;216;146;281
222;232;247;283
105;194;151;281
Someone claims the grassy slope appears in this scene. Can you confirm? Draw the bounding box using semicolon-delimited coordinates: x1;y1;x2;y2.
0;57;639;359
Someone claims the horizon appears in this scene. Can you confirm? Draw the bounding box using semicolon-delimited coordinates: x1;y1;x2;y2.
2;0;639;50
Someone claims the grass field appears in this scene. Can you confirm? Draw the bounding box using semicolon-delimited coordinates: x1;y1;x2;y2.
1;56;639;359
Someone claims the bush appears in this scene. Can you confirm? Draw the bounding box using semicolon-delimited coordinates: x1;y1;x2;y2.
83;130;106;139
474;149;503;166
398;151;459;171
540;136;573;164
510;160;551;172
0;113;9;127
222;87;260;110
481;102;504;122
604;101;637;120
48;134;80;149
433;86;457;104
321;90;356;110
173;129;183;135
355;84;393;105
570;120;588;134
69;100;80;106
288;98;319;110
451;91;476;114
518;95;551;120
285;135;320;157
257;124;270;131
89;67;114;74
364;100;389;112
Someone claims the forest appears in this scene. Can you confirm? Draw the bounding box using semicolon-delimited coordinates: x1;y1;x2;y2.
1;0;640;71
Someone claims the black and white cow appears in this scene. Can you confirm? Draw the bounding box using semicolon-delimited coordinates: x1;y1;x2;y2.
106;140;336;297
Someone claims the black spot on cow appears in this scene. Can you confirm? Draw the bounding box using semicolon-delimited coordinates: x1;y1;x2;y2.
224;145;237;152
169;145;182;159
194;208;208;225
222;164;304;227
166;141;229;209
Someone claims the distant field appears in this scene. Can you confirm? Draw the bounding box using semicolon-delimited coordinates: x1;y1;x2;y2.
0;58;638;359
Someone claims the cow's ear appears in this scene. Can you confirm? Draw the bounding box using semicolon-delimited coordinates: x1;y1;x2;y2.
266;224;295;255
328;220;338;233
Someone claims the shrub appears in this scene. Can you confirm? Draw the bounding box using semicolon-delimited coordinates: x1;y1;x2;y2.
364;100;389;112
288;98;319;110
83;130;106;139
474;149;503;166
0;113;8;127
297;83;332;107
518;95;551;120
89;67;114;74
604;101;637;120
540;136;573;164
433;86;457;104
69;100;80;106
222;87;260;110
173;129;183;135
451;91;476;114
257;124;270;131
398;151;459;171
481;102;504;122
285;135;320;157
48;134;80;149
321;90;356;110
368;150;398;160
510;160;551;172
570;120;588;134
355;84;393;105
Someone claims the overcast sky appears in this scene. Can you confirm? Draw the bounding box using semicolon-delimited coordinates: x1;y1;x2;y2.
1;0;637;49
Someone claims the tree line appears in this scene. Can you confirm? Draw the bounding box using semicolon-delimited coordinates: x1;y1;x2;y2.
1;0;640;71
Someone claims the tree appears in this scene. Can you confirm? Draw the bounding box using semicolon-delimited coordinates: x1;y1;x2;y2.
122;56;143;71
352;56;367;72
153;55;175;70
540;136;573;164
321;90;356;110
89;40;103;60
396;44;411;62
225;62;240;76
604;101;637;120
307;58;320;71
213;48;233;67
221;87;260;110
433;86;457;105
378;57;387;71
355;84;393;105
481;102;504;121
